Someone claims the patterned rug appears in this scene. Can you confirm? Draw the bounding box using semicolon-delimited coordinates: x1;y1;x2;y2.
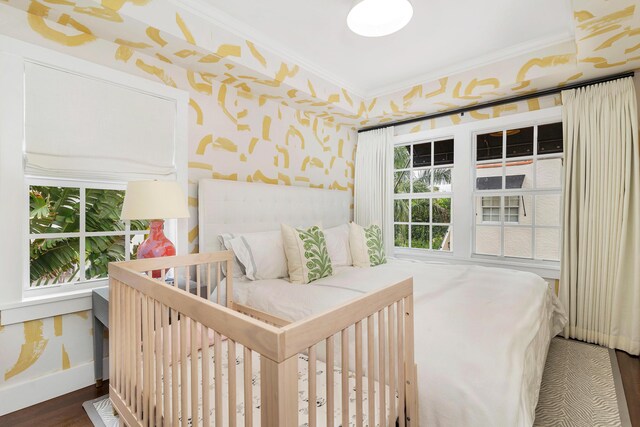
534;338;631;427
84;338;631;426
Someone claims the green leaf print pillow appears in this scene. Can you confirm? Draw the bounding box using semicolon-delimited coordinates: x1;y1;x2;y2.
281;224;333;284
349;222;386;267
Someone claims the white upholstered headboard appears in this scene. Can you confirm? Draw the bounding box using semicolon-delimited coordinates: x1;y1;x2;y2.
198;179;351;253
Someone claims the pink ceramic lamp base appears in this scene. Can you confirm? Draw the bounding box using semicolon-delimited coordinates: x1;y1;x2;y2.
137;219;176;278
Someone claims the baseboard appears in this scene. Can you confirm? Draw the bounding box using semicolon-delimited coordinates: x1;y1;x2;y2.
0;357;109;416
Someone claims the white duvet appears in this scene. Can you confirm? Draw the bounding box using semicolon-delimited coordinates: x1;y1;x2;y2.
229;259;567;427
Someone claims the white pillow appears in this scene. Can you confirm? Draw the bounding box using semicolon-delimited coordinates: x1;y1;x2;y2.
227;230;288;280
323;224;352;267
217;233;245;278
349;222;387;267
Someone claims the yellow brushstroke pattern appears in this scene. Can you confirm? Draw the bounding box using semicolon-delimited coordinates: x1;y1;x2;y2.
285;125;304;149
135;59;176;87
188;226;198;242
246;41;267;68
176;13;195;44
187;71;212;95
115;45;133;62
146;26;167;47
4;320;48;381
217;44;241;58
189;98;203;125
54;315;62;336
114;38;151;49
262;116;272;141
62;345;70;370
28;1;96;46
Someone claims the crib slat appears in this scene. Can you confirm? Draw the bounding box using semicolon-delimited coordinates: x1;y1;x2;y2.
341;329;349;427
244;346;253;427
216;263;221;305
171;308;179;426
155;301;162;426
367;315;375;426
397;300;405;427
124;286;131;407
214;331;223;426
378;309;386;426
186;265;191;296
206;263;211;302
142;296;150;426
326;335;334;427
404;295;416;426
162;304;171;425
229;339;237;426
355;320;363;427
196;264;201;298
148;298;156;426
388;304;396;426
180;315;188;427
308;345;317;427
202;325;211;427
135;289;142;420
191;319;199;426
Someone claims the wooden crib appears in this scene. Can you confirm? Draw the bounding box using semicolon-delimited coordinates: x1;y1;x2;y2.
108;251;418;426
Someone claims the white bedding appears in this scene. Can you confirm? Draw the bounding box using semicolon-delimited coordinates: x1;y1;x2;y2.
229;259;567;427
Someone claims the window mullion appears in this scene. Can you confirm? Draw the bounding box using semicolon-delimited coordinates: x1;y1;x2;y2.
79;184;86;281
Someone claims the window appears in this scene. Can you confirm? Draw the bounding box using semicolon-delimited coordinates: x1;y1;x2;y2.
393;139;453;251
474;122;563;261
28;180;149;288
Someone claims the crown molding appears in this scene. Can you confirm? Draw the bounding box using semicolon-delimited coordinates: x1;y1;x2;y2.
168;0;575;101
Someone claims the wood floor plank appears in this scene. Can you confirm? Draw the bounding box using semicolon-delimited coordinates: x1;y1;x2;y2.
616;350;640;427
0;381;109;427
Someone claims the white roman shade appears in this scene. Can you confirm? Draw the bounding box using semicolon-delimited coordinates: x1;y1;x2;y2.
24;62;177;181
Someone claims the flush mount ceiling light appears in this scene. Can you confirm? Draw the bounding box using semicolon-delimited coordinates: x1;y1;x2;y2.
347;0;413;37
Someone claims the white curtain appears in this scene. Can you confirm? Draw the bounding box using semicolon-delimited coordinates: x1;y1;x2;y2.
354;127;395;255
560;77;640;355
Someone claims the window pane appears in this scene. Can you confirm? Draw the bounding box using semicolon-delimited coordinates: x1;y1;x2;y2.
130;233;146;260
535;228;560;261
412;169;430;193
504;227;533;259
394;171;410;194
412;142;431;167
30;237;80;286
476;131;502;161
475;226;501;255
394;145;411;169
29;186;80;234
86;235;126;280
86;189;125;232
535;194;561;226
411;225;430;249
536;158;562;188
478;196;499;223
394;199;409;222
432;198;451;223
476;164;503;190
432;168;452;192
506;127;534;158
394;224;409;247
433;139;454;166
411;199;430;223
432;225;451;251
505;160;532;189
538;122;563;155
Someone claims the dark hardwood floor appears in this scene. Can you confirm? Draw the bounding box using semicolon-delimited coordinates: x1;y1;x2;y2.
0;381;109;427
617;350;640;426
0;352;638;426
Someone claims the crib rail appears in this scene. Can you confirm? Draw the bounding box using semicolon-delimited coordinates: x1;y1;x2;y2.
108;252;417;427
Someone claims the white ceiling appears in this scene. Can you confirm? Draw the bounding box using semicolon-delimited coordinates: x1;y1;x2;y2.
198;0;574;98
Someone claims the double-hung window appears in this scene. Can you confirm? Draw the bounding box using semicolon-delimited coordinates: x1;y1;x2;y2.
473;122;563;261
393;138;454;251
28;180;150;289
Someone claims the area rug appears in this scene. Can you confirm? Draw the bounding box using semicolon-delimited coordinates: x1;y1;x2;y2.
84;338;631;426
533;338;631;427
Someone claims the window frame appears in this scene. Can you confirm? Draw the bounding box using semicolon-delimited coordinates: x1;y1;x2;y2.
24;177;169;298
393;106;563;279
393;138;454;252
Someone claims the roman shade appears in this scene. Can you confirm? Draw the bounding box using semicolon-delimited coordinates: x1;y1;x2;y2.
24;62;177;181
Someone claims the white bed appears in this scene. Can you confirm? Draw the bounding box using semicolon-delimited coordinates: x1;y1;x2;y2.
198;179;567;427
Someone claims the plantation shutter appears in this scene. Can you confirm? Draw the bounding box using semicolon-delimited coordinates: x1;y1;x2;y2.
24;61;176;181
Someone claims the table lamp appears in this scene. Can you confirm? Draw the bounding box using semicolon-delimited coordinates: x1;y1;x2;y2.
120;181;190;271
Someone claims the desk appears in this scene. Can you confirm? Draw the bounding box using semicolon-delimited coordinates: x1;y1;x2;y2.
92;287;109;387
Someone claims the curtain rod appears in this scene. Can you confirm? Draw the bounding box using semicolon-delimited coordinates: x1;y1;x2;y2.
357;71;635;133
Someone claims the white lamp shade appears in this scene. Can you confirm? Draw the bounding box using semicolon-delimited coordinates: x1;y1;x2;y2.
347;0;413;37
121;180;190;220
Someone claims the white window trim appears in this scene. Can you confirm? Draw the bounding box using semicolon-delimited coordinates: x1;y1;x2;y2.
0;35;189;324
394;106;563;279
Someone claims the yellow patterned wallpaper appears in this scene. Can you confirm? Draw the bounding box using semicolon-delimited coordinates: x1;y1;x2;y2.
0;0;639;404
